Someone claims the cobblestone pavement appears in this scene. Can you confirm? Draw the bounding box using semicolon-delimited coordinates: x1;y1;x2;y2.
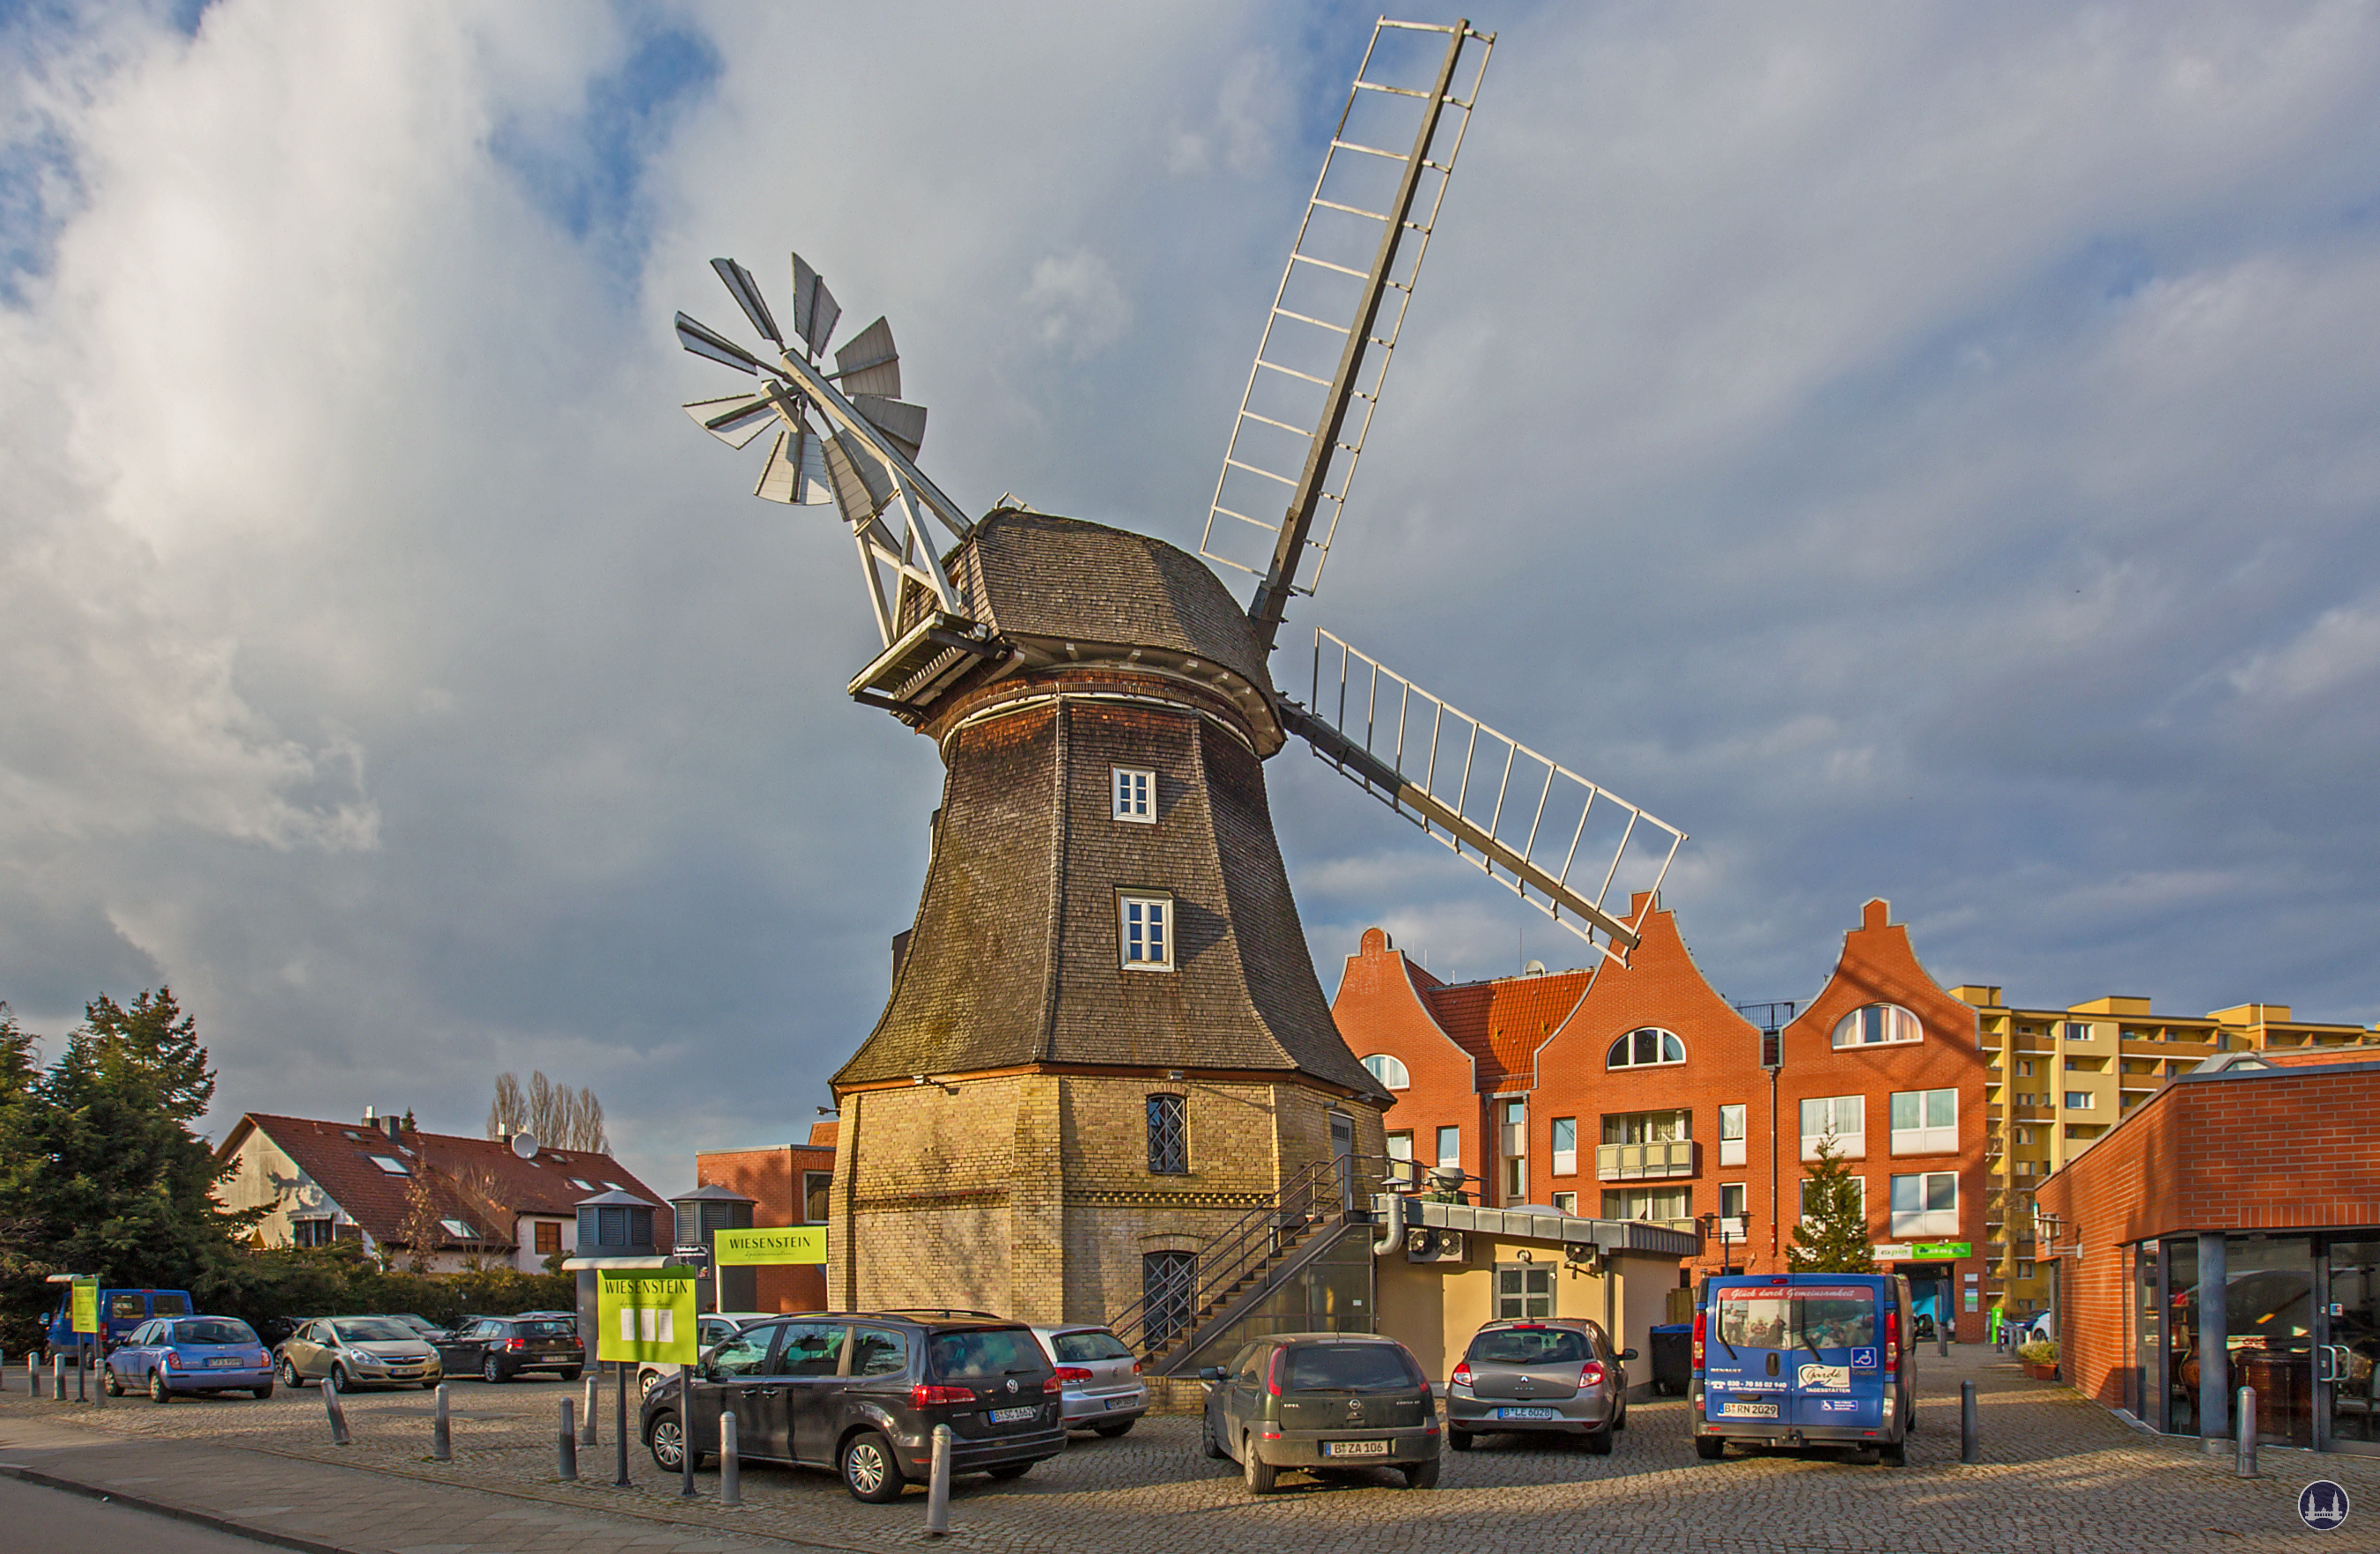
4;1345;2375;1553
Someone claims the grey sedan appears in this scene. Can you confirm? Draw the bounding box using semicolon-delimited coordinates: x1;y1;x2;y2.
276;1315;442;1391
1446;1318;1636;1454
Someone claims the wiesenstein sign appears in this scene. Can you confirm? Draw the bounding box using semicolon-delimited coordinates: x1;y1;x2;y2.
595;1267;697;1364
713;1227;828;1266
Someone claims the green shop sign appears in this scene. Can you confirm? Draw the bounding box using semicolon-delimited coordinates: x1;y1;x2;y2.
1910;1242;1972;1260
595;1267;697;1364
713;1226;828;1267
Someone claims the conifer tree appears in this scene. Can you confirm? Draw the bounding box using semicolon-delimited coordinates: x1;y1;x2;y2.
1787;1131;1878;1274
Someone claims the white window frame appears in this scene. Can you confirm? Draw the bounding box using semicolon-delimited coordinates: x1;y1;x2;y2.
1435;1125;1460;1168
1120;892;1172;970
1500;1098;1527;1205
1607;1026;1688;1069
1798;1094;1866;1160
1112;766;1155;824
1551;1116;1578;1176
1718;1103;1748;1167
369;1155;409;1175
1889;1087;1958;1156
1798;1173;1866;1225
2065;1091;2095;1110
1550;1191;1578;1215
1830;1003;1923;1048
1362;1053;1411;1090
440;1217;477;1240
1889;1171;1958;1238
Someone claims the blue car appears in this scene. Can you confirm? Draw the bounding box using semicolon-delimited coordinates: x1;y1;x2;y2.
104;1314;277;1402
1689;1272;1915;1465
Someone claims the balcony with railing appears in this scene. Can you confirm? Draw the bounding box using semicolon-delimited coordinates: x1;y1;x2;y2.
1596;1140;1697;1180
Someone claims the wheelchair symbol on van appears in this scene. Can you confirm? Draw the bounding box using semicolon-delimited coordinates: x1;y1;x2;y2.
1851;1347;1879;1370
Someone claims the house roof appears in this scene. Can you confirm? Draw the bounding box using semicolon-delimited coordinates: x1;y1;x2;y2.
218;1113;668;1252
1420;969;1594;1092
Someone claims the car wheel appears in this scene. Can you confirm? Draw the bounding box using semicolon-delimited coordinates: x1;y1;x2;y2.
1093;1419;1134;1439
647;1411;690;1471
254;1382;275;1400
1880;1436;1906;1467
149;1370;172;1405
1447;1427;1473;1452
1242;1434;1276;1495
329;1363;351;1392
1585;1426;1614;1456
558;1367;581;1382
842;1430;903;1503
987;1462;1032;1481
481;1356;503;1384
637;1366;658;1396
1403;1457;1440;1490
102;1366;123;1398
1199;1408;1228;1461
280;1357;306;1388
1694;1435;1726;1461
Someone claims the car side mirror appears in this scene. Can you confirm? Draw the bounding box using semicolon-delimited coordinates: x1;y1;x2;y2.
1199;1365;1226;1382
1618;1348;1638;1362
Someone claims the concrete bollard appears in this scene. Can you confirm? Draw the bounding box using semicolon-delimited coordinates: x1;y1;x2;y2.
580;1373;599;1447
719;1410;741;1507
1960;1380;1979;1464
52;1354;64;1401
1936;1326;1949;1358
2236;1386;2258;1478
432;1382;451;1461
92;1350;105;1410
26;1353;37;1395
322;1368;351;1447
925;1422;953;1537
75;1343;87;1403
558;1398;578;1482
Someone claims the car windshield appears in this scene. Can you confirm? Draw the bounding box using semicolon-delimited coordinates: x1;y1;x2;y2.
1469;1327;1587;1365
1285;1343;1417;1392
513;1319;576;1339
929;1328;1044;1381
336;1318;418;1343
1052;1329;1134;1363
172;1319;257;1346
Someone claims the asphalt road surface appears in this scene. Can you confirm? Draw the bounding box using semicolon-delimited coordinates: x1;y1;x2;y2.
0;1473;280;1550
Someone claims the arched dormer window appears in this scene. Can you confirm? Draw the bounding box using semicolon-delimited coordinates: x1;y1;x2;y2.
1607;1027;1686;1069
1362;1054;1411;1091
1831;1003;1923;1048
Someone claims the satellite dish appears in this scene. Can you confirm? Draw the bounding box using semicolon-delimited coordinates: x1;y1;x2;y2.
511;1132;539;1159
1523;959;1547;977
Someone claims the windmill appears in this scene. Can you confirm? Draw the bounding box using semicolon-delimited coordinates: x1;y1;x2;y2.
672;18;1685;1362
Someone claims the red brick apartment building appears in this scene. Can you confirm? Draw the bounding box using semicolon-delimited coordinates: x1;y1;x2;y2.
2035;1049;2380;1456
694;1121;839;1313
1334;896;1992;1340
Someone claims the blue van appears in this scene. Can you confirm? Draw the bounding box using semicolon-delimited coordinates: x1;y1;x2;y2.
1689;1272;1915;1465
44;1287;194;1359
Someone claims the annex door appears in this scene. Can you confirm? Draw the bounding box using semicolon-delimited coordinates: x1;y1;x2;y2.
2316;1237;2380;1456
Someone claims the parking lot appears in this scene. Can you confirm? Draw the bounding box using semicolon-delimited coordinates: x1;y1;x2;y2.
4;1344;2374;1553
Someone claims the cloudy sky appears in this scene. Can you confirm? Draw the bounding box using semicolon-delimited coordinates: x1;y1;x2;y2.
5;0;2379;1193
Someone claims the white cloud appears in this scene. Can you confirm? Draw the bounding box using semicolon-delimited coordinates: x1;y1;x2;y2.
1022;248;1132;357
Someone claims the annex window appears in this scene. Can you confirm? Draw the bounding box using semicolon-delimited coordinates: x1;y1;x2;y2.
1386;1131;1418;1188
1120;893;1172;970
1362;1053;1410;1090
1147;1093;1189;1174
1497;1262;1556;1320
1112;766;1155;824
534;1221;562;1256
2061;1021;2093;1042
1603;1186;1691;1223
1798;1173;1866;1222
1551;1191;1578;1215
1889;1172;1959;1237
1799;1094;1865;1160
1889;1088;1958;1155
368;1155;409;1175
1718;1104;1748;1167
1435;1125;1460;1169
1551;1117;1578;1176
1832;1003;1922;1048
803;1171;833;1224
1607;1026;1686;1068
2065;1091;2095;1110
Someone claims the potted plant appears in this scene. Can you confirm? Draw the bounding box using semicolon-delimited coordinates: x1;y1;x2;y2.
2016;1337;2059;1381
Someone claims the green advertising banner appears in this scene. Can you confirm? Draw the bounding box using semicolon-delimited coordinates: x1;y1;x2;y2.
595;1267;697;1364
713;1226;828;1266
70;1276;99;1335
1910;1242;1973;1260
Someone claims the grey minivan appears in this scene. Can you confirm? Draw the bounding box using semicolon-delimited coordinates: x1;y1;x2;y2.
1446;1318;1635;1453
1199;1332;1440;1492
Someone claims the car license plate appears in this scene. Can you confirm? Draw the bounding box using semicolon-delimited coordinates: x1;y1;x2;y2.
1325;1439;1392;1456
1494;1406;1560;1420
987;1405;1037;1424
1719;1401;1779;1418
1104;1395;1133;1410
206;1358;242;1368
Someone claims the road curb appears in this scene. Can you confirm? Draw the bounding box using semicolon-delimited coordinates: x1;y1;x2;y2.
0;1460;363;1554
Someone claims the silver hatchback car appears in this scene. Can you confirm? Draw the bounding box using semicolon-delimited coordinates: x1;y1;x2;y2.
1446;1318;1636;1454
1030;1324;1147;1436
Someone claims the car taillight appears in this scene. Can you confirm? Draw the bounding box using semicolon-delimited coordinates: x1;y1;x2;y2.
1054;1365;1092;1384
910;1383;974;1408
1266;1347;1285;1398
1042;1374;1064;1394
505;1337;526;1351
1885;1307;1900;1367
1692;1309;1705;1373
1580;1360;1606;1389
163;1351;180;1370
256;1351;272;1366
1449;1361;1475;1389
1132;1358;1144;1375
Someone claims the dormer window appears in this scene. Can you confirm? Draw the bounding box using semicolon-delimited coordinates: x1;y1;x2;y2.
1112;766;1155;824
369;1155;409;1175
1120;892;1172;970
440;1218;477;1240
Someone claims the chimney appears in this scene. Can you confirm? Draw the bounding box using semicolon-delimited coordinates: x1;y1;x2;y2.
382;1115;403;1143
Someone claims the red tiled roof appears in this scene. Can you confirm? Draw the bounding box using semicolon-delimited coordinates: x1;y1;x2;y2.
219;1113;667;1252
807;1121;839;1148
1421;969;1593;1090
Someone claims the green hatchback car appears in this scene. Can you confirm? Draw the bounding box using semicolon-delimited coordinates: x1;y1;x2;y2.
1199;1332;1440;1493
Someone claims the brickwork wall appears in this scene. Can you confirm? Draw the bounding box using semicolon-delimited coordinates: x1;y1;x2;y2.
696;1144;835;1313
1333;927;1483;1181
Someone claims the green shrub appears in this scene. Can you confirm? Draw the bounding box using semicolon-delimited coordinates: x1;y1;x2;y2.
2017;1337;2058;1366
223;1244;574;1329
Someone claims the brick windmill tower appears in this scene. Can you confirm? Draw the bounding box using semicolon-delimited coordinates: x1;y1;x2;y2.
671;18;1684;1355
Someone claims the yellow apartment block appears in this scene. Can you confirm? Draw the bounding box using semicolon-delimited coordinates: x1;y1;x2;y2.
1948;988;2378;1320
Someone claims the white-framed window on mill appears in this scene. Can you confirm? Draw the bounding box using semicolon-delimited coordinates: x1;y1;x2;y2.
1112;766;1155;823
1120;892;1172;970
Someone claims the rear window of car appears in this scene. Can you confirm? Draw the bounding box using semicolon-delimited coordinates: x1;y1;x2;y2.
1285;1343;1419;1392
109;1295;145;1320
929;1328;1046;1381
1051;1329;1133;1363
152;1294;191;1316
1714;1285;1876;1350
1468;1327;1587;1365
173;1319;258;1346
513;1319;576;1339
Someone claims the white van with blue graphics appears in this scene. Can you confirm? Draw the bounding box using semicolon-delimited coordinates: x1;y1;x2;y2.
1690;1272;1915;1465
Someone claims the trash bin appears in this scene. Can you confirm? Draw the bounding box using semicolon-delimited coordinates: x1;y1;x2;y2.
1649;1323;1693;1395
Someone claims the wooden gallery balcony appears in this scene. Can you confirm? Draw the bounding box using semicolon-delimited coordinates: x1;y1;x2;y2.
1596;1140;1698;1180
